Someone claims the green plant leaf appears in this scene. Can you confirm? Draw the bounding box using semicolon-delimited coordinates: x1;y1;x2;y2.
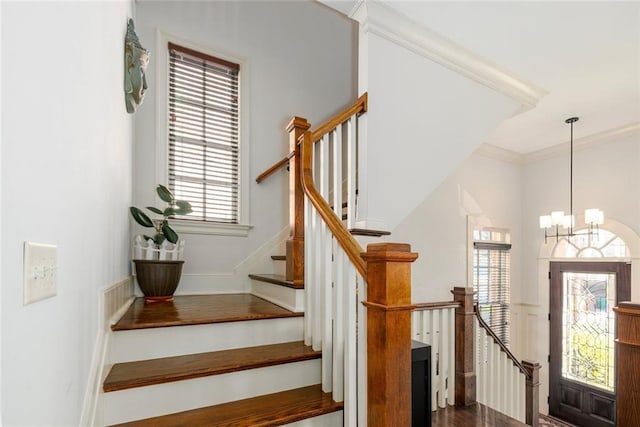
143;235;154;242
157;184;174;203
175;200;193;215
147;206;163;215
153;233;166;246
130;207;153;228
162;223;179;244
163;207;176;217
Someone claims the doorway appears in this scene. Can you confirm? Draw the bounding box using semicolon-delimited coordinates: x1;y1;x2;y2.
549;262;630;426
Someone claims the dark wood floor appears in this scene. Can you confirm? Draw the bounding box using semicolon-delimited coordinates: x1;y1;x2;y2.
112;294;302;331
432;403;528;427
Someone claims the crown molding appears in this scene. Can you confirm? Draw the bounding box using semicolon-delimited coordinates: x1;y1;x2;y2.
524;122;640;164
475;143;524;165
350;0;547;110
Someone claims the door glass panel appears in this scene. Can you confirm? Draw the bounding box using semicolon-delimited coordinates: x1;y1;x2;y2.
562;272;616;392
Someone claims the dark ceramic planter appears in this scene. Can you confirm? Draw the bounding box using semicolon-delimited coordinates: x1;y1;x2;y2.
133;259;184;303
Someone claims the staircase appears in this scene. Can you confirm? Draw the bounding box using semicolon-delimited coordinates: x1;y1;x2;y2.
100;94;422;426
102;293;343;426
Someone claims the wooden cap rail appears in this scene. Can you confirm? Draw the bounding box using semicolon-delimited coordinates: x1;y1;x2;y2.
474;305;531;380
413;300;461;311
255;93;368;184
310;92;368;143
300;131;366;278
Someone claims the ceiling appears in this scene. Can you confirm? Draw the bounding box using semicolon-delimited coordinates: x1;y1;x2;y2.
321;1;640;154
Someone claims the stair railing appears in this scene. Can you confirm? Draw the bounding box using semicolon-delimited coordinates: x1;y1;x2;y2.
299;94;418;426
474;305;541;427
412;301;458;411
412;289;540;427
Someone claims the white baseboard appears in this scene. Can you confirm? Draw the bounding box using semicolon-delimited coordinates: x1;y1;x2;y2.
80;277;134;427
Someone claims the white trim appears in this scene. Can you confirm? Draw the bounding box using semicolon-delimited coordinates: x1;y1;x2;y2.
172;219;252;237
155;29;251;233
475;143;524;165
234;226;289;274
350;0;547;110
80;277;134;427
524;122;640;164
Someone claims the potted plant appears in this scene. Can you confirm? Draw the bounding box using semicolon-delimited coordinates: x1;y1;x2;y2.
130;184;192;302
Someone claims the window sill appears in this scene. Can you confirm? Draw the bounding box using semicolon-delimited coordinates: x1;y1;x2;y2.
172;219;253;237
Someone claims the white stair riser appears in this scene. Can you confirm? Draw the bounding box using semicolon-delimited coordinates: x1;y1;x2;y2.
251;281;304;313
111;317;303;363
103;359;321;425
284;411;343;426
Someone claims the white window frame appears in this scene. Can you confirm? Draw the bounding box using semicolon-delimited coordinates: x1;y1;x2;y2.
155;30;251;237
468;221;512;346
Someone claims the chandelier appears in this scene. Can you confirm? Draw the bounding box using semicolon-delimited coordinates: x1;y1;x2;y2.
539;117;604;243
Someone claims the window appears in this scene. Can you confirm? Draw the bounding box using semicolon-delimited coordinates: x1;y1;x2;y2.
551;229;629;259
473;229;511;346
168;42;240;224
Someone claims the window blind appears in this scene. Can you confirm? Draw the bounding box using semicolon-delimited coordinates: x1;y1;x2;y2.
473;241;511;346
168;42;240;223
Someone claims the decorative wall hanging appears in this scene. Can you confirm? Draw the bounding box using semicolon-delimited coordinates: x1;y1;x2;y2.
124;19;149;114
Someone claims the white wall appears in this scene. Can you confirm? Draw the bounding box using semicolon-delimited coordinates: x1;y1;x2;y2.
521;134;640;305
1;1;133;425
133;0;357;292
392;151;523;304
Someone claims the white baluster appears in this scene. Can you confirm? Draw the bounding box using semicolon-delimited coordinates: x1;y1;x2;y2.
357;270;367;427
346;117;356;229
304;196;313;346
343;254;357;426
490;341;496;409
332;242;344;400
321;228;333;393
438;309;447;408
448;307;455;406
333;128;343;222
430;309;440;408
518;370;525;422
312;209;322;351
422;311;430;345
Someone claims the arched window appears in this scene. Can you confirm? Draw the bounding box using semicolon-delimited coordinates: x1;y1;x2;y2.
551;229;629;259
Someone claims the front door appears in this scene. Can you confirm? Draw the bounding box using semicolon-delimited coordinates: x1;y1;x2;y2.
549;262;630;426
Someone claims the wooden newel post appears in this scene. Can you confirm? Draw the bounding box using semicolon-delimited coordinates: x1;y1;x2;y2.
452;286;476;406
285;116;310;285
362;243;418;426
523;360;541;427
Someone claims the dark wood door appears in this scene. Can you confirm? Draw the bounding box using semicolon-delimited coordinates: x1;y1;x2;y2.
549;262;631;427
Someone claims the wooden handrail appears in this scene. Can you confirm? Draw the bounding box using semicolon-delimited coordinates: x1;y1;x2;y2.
255;93;368;184
300;131;367;278
413;300;461;311
310;92;368;143
255;151;294;183
474;305;531;379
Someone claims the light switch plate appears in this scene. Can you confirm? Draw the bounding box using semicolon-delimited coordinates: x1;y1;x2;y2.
23;242;57;305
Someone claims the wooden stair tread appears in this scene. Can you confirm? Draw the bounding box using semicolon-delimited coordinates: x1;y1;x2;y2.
270;255;286;261
112;294;302;331
248;274;303;289
349;228;391;237
111;384;343;427
104;341;320;392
